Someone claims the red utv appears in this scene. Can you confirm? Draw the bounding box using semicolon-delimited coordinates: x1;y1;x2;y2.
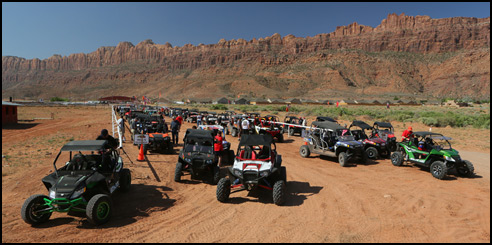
372;121;397;152
348;120;390;159
256;115;284;143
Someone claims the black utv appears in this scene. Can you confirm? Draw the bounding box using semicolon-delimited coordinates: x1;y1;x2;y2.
141;115;173;154
315;116;338;123
299;121;367;167
21;140;131;226
174;129;221;184
283;115;305;136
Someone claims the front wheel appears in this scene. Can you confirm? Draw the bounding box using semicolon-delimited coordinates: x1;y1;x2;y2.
391;151;404;166
273;180;286;206
211;166;221;185
359;151;368;165
277;134;284;143
174;162;183;182
216;178;231;203
456;160;474;177
288;127;295;136
338;152;348;167
366;147;378;159
280;166;287;183
21;194;52;225
86;194;112;225
119;169;131;192
430;161;448;180
299;145;310;158
166;142;174;154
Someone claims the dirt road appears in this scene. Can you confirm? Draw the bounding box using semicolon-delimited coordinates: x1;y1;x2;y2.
2;106;490;243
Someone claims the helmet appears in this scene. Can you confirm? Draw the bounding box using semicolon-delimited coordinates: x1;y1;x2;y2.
408;126;413;131
418;141;424;146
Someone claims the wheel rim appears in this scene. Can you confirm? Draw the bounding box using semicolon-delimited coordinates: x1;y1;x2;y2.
97;201;110;220
457;167;468;175
391;154;399;163
432;164;442;176
301;148;306;156
30;203;46;219
367;150;375;158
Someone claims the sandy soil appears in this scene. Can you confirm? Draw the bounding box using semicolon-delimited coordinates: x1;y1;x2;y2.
2;106;490;243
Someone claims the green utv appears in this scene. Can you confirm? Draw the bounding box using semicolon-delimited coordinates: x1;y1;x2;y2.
21;140;131;226
391;132;474;180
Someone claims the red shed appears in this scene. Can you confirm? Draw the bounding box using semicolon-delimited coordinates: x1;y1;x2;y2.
2;101;22;124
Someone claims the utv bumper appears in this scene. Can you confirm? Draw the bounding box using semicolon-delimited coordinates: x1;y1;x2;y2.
42;197;87;213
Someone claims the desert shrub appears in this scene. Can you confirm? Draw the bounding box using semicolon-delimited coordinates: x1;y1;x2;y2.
419;117;439;127
50;97;69;102
209;104;228;110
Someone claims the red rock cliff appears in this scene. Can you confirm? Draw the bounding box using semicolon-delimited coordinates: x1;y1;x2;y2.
3;13;489;72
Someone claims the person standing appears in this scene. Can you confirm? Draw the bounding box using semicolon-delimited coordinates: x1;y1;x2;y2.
171;117;180;145
117;116;126;143
386;102;390;109
176;115;183;131
401;126;413;142
197;114;202;127
301;117;307;137
336;101;339;108
214;131;224;167
240;116;250;137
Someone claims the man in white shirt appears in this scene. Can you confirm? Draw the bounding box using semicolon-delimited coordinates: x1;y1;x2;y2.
240;116;250;137
117;116;126;143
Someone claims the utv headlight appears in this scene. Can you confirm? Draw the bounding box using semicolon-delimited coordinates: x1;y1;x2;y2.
381;143;386;146
234;169;242;177
185;158;191;163
259;170;269;178
49;190;56;199
206;159;213;164
70;187;86;199
444;155;455;162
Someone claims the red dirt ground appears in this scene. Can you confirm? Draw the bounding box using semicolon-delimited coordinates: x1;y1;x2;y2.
2;106;490;243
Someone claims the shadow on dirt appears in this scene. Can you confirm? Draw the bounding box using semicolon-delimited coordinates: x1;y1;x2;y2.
226;181;323;206
76;184;176;229
144;156;161;182
317;155;378;167
284;181;323;206
32;217;76;228
2;123;40;130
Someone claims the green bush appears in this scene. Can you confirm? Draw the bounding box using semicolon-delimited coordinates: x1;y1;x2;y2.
50;97;69;102
419;117;439;127
209;104;228;110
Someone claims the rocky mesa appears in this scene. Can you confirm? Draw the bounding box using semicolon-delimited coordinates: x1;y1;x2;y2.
2;13;490;101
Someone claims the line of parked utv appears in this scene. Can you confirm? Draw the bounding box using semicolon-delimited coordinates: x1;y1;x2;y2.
21;106;475;228
299;117;474;181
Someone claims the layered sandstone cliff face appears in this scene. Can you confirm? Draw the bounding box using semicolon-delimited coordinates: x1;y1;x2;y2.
2;13;490;100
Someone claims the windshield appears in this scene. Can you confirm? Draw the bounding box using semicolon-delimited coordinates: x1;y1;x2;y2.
426;136;452;151
337;135;356;141
184;143;213;154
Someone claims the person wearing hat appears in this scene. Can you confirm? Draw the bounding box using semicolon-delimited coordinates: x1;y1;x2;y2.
401;126;413;142
96;129;118;150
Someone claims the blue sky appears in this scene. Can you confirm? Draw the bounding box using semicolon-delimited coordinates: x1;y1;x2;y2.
2;2;490;60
